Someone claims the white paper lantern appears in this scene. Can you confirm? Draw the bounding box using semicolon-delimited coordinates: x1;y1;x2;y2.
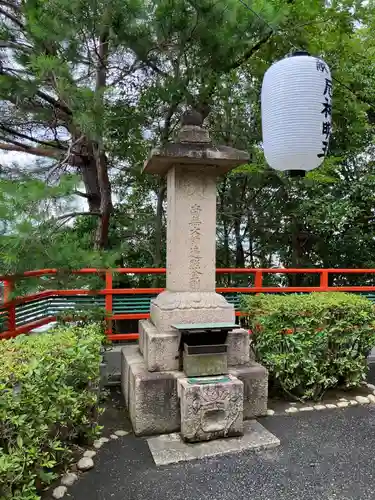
261;51;332;174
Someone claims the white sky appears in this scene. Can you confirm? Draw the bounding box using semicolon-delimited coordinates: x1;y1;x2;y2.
0;150;89;213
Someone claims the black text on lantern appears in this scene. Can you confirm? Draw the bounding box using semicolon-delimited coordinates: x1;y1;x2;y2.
316;59;332;159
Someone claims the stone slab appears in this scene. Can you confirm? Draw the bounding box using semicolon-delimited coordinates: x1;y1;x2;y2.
142;320;180;372
150;290;235;333
147;419;280;466
178;375;243;442
229;362;268;418
121;346;184;435
143;130;249;177
227;328;250;366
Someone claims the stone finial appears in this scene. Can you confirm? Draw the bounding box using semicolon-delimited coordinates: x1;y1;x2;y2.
178;109;210;144
181;110;204;127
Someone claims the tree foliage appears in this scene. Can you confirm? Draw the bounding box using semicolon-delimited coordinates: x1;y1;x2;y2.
1;0;375;289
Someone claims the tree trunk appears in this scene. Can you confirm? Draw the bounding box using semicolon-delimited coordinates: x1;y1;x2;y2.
94;150;112;249
78;153;101;212
93;24;112;250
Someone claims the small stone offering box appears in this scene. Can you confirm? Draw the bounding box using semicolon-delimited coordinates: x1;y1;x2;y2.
177;374;244;442
172;322;237;377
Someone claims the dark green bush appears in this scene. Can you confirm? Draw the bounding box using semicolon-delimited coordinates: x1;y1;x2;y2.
56;306;108;331
0;324;104;499
241;292;375;401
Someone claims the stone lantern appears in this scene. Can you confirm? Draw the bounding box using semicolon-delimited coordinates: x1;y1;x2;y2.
121;111;269;443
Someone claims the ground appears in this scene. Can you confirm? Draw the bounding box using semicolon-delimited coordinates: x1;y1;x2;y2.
49;365;375;499
67;403;375;500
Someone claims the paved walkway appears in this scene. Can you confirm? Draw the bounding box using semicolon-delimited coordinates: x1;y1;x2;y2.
69;405;375;500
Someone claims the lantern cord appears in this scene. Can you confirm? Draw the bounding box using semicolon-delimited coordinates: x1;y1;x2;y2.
237;0;375;113
237;0;275;34
237;0;306;52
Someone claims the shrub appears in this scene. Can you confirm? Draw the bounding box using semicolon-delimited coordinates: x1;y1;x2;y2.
56;306;107;330
241;292;375;401
0;324;104;500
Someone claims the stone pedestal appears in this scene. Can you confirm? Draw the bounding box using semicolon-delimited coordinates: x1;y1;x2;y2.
178;375;243;442
121;345;268;436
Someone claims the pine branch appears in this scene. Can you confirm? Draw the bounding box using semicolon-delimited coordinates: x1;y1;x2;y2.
55;211;101;221
0;124;67;151
73;190;90;199
35;90;73;116
224;29;273;73
54;211;101;231
0;64;73;117
0;5;24;30
0;41;32;52
0;142;60;158
0;1;22;11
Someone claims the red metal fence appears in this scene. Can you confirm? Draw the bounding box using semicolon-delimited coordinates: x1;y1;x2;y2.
2;267;375;341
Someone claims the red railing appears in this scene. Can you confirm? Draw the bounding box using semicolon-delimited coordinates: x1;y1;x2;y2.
2;267;375;341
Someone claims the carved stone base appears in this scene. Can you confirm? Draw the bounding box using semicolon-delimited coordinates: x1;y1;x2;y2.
178;375;244;443
150;291;235;333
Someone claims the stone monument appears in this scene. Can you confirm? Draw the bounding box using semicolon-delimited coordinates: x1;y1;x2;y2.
121;111;268;441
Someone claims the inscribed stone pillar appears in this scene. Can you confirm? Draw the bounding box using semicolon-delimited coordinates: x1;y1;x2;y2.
143;112;249;334
166;166;216;293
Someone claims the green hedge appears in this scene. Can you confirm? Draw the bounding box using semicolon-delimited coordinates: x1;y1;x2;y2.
241;292;375;401
0;324;104;500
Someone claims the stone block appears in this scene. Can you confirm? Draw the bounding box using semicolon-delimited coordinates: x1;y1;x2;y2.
227;328;250;366
229;362;268;419
178;375;243;442
143;321;180;372
121;345;143;408
150;290;235;334
121;346;184;435
104;344;128;384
